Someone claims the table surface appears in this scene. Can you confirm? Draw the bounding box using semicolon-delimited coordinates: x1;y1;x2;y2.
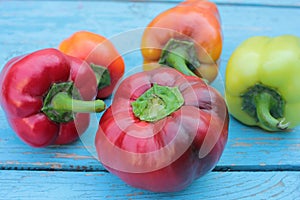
1;0;300;199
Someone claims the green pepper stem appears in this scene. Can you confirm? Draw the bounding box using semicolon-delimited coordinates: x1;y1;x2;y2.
51;92;105;113
254;92;289;131
42;82;106;123
164;52;198;77
159;38;200;77
131;84;184;122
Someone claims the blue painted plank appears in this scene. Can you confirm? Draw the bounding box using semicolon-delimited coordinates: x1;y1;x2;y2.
0;170;299;199
0;1;300;171
217;0;300;7
35;0;300;7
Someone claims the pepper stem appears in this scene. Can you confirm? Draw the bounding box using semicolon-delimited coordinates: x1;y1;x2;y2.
254;93;289;131
241;84;289;132
51;92;105;113
131;84;184;122
159;38;200;77
42;82;105;123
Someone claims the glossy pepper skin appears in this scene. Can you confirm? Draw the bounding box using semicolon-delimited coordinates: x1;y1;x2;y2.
95;67;228;192
225;35;300;131
59;31;125;99
141;0;222;83
0;48;105;147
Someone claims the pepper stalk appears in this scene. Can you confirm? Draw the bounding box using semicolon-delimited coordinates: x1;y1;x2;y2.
131;83;184;122
241;84;289;131
159;38;200;77
42;82;105;123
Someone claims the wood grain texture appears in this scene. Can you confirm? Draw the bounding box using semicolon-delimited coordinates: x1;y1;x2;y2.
1;1;300;172
50;0;300;7
0;170;299;200
217;0;300;6
1;1;300;199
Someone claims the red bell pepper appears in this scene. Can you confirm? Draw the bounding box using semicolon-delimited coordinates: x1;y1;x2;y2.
0;48;106;147
95;67;228;192
59;31;125;99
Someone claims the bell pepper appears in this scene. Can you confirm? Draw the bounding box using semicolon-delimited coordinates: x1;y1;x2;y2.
59;31;125;99
0;48;106;147
225;35;300;131
141;0;222;83
95;67;228;192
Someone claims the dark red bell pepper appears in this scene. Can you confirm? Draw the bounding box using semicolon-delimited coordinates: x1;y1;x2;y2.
0;48;105;147
95;67;228;192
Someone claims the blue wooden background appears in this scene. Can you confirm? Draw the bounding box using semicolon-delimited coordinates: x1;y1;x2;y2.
0;0;300;199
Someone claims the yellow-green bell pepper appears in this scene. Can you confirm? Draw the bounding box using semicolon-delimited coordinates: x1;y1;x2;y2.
225;35;300;131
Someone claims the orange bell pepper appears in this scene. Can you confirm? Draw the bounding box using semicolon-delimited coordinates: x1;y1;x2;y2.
141;0;222;83
59;31;125;99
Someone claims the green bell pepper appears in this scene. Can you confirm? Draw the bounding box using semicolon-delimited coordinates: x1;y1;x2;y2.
225;35;300;131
